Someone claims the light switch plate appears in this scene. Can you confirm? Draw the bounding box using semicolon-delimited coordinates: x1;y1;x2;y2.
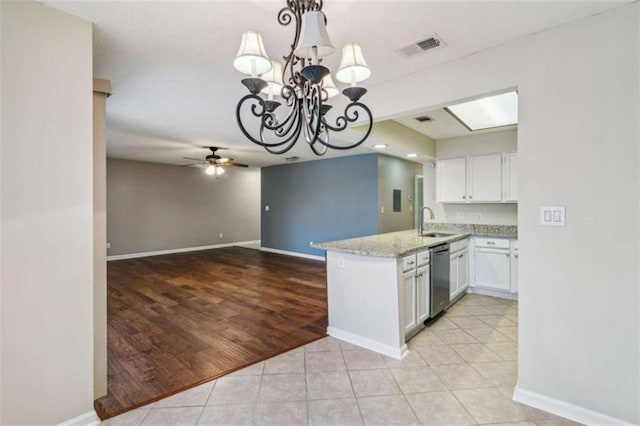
540;206;566;226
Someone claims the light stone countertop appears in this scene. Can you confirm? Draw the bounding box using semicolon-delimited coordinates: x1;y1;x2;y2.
312;223;517;258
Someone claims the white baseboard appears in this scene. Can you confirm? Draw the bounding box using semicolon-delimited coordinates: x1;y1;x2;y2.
513;385;635;426
58;410;101;426
259;246;325;262
107;240;261;261
467;285;518;300
327;326;408;360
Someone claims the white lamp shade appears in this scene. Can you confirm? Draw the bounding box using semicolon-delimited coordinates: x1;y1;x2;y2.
321;73;339;98
260;61;284;95
216;166;225;175
335;43;371;84
205;165;216;175
294;11;335;60
233;31;272;76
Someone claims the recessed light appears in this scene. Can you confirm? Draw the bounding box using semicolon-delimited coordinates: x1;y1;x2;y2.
407;153;418;158
373;144;387;149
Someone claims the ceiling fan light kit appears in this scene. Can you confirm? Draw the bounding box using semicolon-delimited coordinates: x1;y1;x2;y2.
182;147;248;176
234;0;374;156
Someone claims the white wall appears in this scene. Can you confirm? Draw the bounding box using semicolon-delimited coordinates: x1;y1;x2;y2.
423;129;518;225
372;4;639;424
436;128;517;159
1;2;95;424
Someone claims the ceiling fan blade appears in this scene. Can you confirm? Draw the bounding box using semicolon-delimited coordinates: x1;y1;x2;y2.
225;161;249;168
183;157;206;161
180;162;205;167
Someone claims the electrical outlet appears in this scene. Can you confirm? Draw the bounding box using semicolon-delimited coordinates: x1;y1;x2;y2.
338;256;345;267
456;212;464;220
265;205;270;211
309;241;314;247
476;212;483;221
219;233;224;238
106;242;111;249
380;206;385;214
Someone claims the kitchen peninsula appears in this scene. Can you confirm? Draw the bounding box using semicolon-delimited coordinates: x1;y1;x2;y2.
313;224;517;359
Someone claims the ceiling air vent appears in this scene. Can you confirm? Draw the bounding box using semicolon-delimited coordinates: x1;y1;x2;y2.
285;156;300;162
415;116;433;123
396;33;446;58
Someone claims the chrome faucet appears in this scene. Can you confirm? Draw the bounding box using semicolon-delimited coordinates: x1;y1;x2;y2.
418;206;435;235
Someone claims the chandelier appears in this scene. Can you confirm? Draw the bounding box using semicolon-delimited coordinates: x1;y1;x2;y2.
233;0;373;156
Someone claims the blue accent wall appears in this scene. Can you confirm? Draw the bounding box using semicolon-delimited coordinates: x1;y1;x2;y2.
261;154;379;256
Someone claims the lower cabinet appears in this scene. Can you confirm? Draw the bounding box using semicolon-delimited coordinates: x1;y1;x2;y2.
416;265;430;324
449;239;470;300
402;269;417;334
402;250;430;338
472;237;516;293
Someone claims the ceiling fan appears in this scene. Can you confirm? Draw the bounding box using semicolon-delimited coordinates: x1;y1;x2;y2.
182;147;249;175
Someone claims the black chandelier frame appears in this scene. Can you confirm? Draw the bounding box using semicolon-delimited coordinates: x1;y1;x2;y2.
235;0;373;156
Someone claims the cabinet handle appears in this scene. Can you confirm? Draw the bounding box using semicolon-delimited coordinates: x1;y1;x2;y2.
469;195;473;199
506;253;510;257
487;241;495;245
514;254;519;258
408;261;414;265
458;254;463;259
462;195;466;200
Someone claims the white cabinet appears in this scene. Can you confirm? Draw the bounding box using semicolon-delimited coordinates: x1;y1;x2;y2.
436;152;517;204
468;154;502;202
436;158;466;202
402;270;417;334
402;251;430;338
458;249;469;292
510;239;518;292
416;265;430;324
504;153;518;202
473;237;511;291
449;238;470;300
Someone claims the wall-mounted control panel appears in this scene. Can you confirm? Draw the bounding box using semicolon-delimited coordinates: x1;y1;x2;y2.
540;206;566;226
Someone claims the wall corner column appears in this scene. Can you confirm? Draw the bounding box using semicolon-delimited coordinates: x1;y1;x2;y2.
93;77;111;400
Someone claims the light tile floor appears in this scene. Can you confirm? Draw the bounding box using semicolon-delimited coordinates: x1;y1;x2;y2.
104;294;581;426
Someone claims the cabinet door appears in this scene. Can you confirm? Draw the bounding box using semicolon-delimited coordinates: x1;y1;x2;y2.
458;249;469;292
403;270;417;334
475;247;511;290
468;154;502;202
416;265;430;323
505;153;518;201
510;241;518;293
436;158;466;203
449;254;459;299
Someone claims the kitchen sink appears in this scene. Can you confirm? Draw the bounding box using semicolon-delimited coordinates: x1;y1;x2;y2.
419;232;454;238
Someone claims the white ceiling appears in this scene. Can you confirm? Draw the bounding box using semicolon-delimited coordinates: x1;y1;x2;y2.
393;107;517;141
45;0;629;167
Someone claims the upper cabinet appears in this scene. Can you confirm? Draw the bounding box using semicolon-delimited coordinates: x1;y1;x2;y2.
503;152;518;202
436;152;517;204
436;157;467;203
468;154;502;202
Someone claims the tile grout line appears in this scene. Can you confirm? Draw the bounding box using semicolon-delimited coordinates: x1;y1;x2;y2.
340;344;367;426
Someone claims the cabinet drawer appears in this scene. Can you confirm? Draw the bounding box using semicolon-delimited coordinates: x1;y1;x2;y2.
417;251;430;266
475;237;509;249
450;238;469;253
402;254;417;271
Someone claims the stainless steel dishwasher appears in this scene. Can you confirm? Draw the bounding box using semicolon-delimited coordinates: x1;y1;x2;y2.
430;243;450;318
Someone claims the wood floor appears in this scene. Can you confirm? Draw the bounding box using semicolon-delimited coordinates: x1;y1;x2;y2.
95;247;328;419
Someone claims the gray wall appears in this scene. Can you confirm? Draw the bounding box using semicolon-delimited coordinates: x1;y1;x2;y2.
261;154;379;256
107;159;261;256
377;155;423;234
